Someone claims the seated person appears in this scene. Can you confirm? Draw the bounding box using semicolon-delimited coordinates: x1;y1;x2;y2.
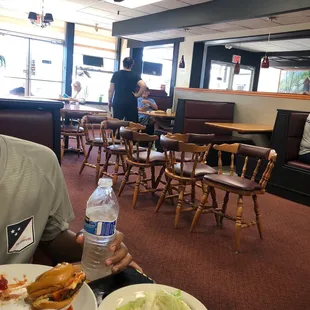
299;114;310;164
137;88;158;125
70;80;88;104
0;134;134;270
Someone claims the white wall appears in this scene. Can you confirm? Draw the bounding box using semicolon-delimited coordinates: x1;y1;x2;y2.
120;38;130;65
174;88;310;145
175;22;310;88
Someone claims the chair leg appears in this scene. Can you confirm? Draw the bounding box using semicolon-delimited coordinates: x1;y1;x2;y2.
190;186;210;232
120;155;127;173
112;155;120;187
61;137;65;162
95;146;102;184
235;195;244;253
103;152;112;173
80;136;87;157
166;174;174;206
154;166;165;188
191;182;196;204
151;166;156;189
174;184;185;229
79;145;92;174
210;187;220;226
132;168;143;209
253;194;263;239
155;177;172;212
118;165;132;197
77;135;80;157
220;192;230;227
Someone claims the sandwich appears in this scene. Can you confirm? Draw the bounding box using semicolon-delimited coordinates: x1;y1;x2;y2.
26;263;86;310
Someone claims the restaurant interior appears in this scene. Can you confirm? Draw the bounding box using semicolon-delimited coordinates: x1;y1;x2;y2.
1;0;310;309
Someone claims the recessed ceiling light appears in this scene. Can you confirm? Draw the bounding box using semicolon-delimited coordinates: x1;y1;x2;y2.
105;0;163;9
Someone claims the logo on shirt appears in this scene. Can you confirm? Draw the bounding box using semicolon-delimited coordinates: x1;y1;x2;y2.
6;216;35;254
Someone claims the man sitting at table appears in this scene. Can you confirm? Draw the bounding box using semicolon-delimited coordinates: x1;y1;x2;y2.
70;80;88;104
137;88;158;125
0;134;134;271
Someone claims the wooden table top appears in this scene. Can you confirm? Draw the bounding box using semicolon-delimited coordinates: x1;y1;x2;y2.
139;111;175;119
62;104;106;114
205;122;273;134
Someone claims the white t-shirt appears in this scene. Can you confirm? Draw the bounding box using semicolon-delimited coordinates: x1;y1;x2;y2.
0;135;74;264
299;114;310;156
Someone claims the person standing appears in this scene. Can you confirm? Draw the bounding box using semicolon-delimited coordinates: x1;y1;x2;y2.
108;57;146;122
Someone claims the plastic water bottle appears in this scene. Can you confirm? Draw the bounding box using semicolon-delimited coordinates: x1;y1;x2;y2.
81;178;119;281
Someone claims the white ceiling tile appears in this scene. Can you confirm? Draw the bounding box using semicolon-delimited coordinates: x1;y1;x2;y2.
182;0;212;4
134;4;166;14
204;22;249;31
154;0;189;9
232;18;281;29
187;26;219;35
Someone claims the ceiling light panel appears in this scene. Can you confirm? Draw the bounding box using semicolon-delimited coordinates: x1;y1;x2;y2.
104;0;163;9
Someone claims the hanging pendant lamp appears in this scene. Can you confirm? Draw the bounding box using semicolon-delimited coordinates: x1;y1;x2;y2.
261;54;270;68
234;61;240;75
261;17;276;69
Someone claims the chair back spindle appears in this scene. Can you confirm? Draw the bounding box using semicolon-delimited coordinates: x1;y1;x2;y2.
213;143;277;189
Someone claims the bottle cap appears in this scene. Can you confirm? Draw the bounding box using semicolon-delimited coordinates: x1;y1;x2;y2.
98;178;113;188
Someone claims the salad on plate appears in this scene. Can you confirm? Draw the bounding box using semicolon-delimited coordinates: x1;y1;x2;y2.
117;289;191;310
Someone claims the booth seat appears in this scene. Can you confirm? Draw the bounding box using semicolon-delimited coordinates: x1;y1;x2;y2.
267;109;310;205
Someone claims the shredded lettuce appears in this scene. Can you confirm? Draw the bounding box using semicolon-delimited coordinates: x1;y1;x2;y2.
116;289;191;310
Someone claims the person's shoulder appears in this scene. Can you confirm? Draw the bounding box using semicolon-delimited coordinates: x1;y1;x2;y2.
3;135;59;174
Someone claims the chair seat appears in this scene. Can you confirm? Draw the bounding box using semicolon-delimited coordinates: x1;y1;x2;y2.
133;151;165;163
204;174;262;192
174;162;217;178
174;152;193;162
107;144;147;153
61;125;84;133
88;137;121;145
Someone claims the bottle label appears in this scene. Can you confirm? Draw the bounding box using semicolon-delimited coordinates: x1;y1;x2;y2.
84;216;116;236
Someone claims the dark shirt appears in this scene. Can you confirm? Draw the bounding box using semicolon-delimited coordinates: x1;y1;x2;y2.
111;70;141;106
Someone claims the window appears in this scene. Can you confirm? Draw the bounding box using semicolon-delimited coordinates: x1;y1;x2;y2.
142;44;174;95
0;33;64;97
278;70;310;94
73;24;117;102
209;60;255;91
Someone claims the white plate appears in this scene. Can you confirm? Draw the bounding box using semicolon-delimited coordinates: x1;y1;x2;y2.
98;283;207;310
0;264;97;310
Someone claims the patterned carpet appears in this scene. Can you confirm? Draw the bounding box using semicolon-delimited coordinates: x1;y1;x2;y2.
62;149;310;310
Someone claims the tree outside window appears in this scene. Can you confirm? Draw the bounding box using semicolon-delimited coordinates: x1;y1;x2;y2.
279;70;310;94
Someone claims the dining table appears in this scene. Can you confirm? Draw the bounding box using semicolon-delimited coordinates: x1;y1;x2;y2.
205;122;273;141
62;103;106;114
139;110;175;119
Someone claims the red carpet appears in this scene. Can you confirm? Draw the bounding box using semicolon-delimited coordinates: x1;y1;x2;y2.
62;150;310;310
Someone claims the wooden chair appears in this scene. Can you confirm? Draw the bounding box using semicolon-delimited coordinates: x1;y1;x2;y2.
61;110;87;161
99;119;145;187
118;127;166;209
191;143;277;253
156;134;216;228
79;115;109;183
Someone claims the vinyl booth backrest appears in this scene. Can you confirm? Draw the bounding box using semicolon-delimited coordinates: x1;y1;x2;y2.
173;99;235;134
286;112;308;161
0;110;54;149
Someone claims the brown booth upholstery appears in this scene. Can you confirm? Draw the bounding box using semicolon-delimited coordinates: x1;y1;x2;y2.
266;109;310;206
0;98;63;161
